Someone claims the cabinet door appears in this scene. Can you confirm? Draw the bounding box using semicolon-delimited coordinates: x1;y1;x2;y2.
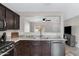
41;41;51;56
14;14;20;29
14;40;51;56
21;40;31;56
31;41;41;56
6;9;14;29
14;41;22;56
0;4;5;19
14;40;31;56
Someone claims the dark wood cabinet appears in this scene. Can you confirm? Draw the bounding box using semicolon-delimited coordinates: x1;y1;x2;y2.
0;4;20;30
6;8;20;29
14;14;20;29
20;41;31;56
40;41;51;56
14;40;31;56
31;41;41;56
14;40;51;56
0;4;5;19
6;9;14;29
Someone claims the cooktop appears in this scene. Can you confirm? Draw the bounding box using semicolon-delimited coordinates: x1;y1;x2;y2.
0;41;14;49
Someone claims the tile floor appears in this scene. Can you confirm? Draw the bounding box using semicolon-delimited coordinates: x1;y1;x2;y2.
65;45;79;56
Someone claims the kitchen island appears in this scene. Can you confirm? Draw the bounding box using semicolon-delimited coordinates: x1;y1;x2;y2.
10;36;66;56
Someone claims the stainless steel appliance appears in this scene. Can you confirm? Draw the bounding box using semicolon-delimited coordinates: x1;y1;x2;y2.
64;34;75;47
0;41;14;56
0;32;14;56
0;18;6;31
51;41;65;56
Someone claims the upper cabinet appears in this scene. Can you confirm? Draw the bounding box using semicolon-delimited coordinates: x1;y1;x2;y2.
6;9;20;29
14;13;20;29
6;8;14;29
0;4;20;30
0;4;5;19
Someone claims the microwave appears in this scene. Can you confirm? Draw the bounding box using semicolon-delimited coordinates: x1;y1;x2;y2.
0;18;6;31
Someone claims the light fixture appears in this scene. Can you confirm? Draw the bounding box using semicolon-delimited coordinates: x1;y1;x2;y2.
42;18;51;22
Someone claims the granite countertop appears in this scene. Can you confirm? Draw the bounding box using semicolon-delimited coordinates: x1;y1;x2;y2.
9;36;66;43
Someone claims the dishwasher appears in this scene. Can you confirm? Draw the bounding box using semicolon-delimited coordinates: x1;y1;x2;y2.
51;41;65;56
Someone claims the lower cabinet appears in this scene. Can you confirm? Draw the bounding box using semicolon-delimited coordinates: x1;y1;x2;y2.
14;40;31;56
41;41;51;56
14;40;51;56
31;41;41;56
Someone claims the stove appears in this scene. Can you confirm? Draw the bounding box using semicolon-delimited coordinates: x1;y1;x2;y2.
0;41;14;56
0;32;14;56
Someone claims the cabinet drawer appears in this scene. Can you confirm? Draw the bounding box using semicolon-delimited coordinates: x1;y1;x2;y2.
40;41;51;46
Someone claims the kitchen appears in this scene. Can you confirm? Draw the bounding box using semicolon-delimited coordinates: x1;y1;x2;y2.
0;3;67;56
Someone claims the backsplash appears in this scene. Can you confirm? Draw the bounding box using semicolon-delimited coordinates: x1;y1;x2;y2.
0;30;24;41
24;32;62;39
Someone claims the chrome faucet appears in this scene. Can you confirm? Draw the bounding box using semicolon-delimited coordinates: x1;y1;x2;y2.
40;30;42;38
39;27;43;38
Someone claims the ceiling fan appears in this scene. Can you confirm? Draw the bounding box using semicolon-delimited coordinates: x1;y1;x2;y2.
43;18;51;22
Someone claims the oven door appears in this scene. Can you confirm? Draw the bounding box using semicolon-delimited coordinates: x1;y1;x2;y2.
0;18;6;31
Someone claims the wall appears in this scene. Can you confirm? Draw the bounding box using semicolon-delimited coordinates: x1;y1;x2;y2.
64;16;79;48
25;16;62;32
72;26;79;47
20;12;64;39
23;16;64;39
30;22;34;32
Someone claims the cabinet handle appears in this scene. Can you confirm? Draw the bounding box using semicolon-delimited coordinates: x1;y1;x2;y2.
4;20;6;27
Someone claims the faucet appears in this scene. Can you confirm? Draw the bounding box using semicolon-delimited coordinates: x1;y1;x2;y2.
40;30;42;38
39;27;43;38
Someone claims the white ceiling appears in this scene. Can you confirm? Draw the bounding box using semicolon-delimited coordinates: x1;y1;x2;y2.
2;3;67;12
2;3;79;20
